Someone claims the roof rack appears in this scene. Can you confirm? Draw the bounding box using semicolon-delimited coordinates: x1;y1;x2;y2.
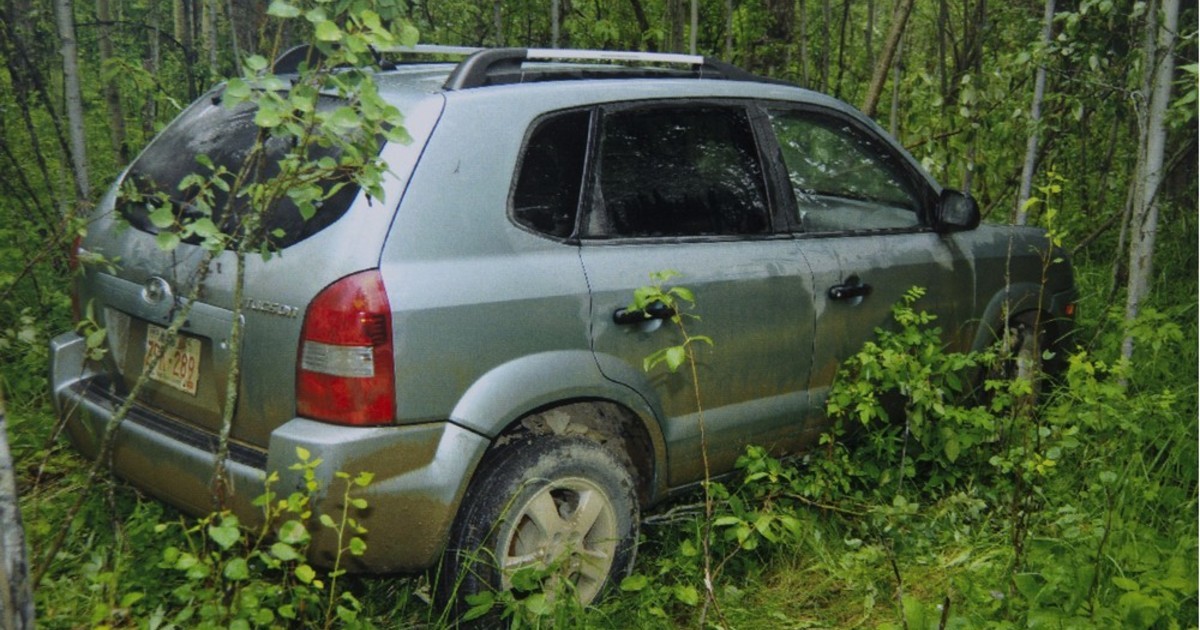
273;44;781;90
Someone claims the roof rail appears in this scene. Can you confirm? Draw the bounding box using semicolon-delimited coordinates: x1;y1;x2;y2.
440;47;771;90
272;44;780;89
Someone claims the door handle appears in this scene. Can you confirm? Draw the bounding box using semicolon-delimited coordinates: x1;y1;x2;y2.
613;300;676;325
828;280;872;301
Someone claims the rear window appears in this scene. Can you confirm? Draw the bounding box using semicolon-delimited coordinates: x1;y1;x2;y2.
120;88;379;250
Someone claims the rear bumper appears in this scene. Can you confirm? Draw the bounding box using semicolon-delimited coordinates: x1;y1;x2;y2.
49;331;489;572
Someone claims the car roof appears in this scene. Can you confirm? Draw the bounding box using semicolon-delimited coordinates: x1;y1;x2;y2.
345;46;860;115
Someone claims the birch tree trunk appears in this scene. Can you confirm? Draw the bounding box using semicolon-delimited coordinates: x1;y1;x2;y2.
492;0;503;46
202;0;218;75
174;0;192;52
551;0;560;47
799;0;810;86
819;0;830;92
862;0;914;118
0;391;35;629
1015;0;1055;225
667;0;685;53
54;0;89;202
96;0;128;163
724;0;733;60
225;0;240;63
865;0;875;74
888;35;903;136
689;0;698;55
1122;0;1179;361
143;2;162;139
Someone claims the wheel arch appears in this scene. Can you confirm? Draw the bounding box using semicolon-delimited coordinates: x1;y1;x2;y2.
971;282;1054;353
971;282;1069;374
448;350;668;505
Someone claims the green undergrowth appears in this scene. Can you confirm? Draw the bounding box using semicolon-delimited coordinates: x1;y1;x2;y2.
11;269;1198;628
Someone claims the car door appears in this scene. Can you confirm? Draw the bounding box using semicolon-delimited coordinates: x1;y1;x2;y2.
578;102;823;487
761;106;977;413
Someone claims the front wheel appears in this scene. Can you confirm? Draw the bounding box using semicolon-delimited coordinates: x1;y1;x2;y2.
438;435;639;617
987;312;1048;410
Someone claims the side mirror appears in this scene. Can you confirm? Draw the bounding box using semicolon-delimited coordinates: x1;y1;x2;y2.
934;189;980;232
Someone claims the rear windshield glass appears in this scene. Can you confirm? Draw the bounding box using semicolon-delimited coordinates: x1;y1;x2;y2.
120;88;379;250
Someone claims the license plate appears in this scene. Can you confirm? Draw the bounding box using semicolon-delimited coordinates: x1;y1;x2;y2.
144;324;201;395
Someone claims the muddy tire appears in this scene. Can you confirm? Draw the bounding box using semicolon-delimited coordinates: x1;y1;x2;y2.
986;312;1048;410
437;435;639;620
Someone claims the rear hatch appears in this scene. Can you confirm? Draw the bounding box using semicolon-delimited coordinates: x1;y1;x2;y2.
78;76;445;449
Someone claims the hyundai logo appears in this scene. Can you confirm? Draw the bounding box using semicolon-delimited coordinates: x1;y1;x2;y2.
141;276;173;306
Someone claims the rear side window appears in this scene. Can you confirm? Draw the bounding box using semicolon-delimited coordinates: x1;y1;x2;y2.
511;110;590;238
120;89;377;249
587;106;770;238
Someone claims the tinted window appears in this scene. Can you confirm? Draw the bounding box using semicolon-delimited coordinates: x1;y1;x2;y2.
588;106;769;238
511;111;589;238
769;110;920;232
120;89;377;249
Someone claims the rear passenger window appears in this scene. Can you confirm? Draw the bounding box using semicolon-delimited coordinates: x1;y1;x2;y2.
768;110;920;233
511;110;590;238
587;106;769;238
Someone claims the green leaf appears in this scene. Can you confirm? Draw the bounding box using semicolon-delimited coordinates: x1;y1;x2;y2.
254;101;283;128
270;542;301;561
267;1;301;18
1112;576;1140;592
294;564;316;584
189;218;220;239
223;557;250;580
278;520;310;545
208;518;241;549
155;231;180;251
398;22;420;48
620;574;648;591
463;592;494;621
319;514;336;528
944;437;961;463
349;537;367;556
225;78;251;101
326;106;362;133
304;7;327;23
148;205;175;229
674;585;700;606
664;345;686;372
314;20;342;42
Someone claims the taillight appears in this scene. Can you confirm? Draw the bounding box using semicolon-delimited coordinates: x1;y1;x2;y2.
296;269;395;426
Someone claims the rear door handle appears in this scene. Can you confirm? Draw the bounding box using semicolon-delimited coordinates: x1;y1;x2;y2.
828;280;872;301
613;300;675;325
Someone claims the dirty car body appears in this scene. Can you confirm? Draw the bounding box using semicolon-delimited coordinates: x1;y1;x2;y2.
49;46;1076;602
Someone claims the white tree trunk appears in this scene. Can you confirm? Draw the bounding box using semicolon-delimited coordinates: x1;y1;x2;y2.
55;0;90;202
551;0;560;47
1015;0;1055;225
861;0;914;118
689;0;698;55
1122;0;1179;361
0;393;35;629
97;0;129;163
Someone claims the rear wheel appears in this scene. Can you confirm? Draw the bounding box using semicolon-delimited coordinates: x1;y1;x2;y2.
438;435;639;618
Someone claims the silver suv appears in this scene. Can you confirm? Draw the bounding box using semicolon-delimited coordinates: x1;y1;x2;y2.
49;46;1076;605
